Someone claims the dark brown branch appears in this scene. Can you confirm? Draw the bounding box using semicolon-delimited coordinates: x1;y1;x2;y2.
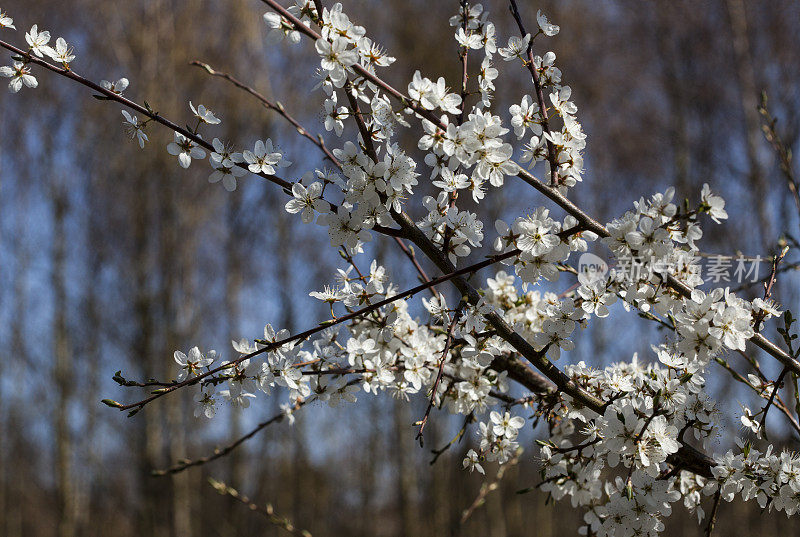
256;0;799;378
112;248;521;412
0;40;293;191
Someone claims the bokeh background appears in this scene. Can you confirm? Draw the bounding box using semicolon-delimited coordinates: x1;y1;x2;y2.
1;0;800;535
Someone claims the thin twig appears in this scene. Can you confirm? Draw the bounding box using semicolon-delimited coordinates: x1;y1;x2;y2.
460;447;522;524
704;488;722;537
430;412;474;465
191;60;340;167
713;357;800;436
152;399;305;475
109;249;521;412
208;478;312;537
393;238;440;297
753;246;788;332
758;366;790;439
508;0;559;185
416;303;465;445
759;93;800;223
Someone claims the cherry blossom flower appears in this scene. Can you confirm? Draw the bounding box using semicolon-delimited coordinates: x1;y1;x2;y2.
463;449;485;474
190;101;221;125
121;110;147;148
0;8;15;30
536;10;560;36
47;37;75;65
285;180;330;223
263;11;302;44
243;138;290;175
498;34;530;61
209;160;246;191
700;183;728;223
174;346;214;382
101;77;129;94
0;61;37;92
166;131;206;168
315;37;358;87
25;24;51;57
194;391;217;419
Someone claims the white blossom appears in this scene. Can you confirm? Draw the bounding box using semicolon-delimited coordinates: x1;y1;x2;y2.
166;131;206;168
0;61;37;92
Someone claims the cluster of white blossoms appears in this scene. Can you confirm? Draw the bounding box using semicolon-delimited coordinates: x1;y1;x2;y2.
536;352;714;536
5;2;800;535
0;23;77;91
713;440;800;515
144;98;290;191
464;410;526;474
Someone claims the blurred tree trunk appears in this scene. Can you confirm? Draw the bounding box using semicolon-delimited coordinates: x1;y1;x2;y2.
225;190;247;537
392;401;420;536
0;147;8;537
429;420;451;537
726;0;772;248
361;407;381;536
130;168;167;536
76;176;104;537
163;180;193;537
52;182;77;537
4;147;29;537
654;4;691;196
